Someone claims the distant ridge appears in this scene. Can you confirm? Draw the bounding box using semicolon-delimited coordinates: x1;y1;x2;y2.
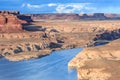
30;13;120;20
1;10;120;20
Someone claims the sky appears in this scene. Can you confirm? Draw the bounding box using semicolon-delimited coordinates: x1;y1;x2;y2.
0;0;120;14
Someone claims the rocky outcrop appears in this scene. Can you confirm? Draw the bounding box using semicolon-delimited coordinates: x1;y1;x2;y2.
0;12;27;33
0;32;45;39
94;29;120;41
0;10;33;23
4;49;52;61
38;20;120;48
38;20;120;33
68;39;120;80
0;31;60;61
0;11;62;61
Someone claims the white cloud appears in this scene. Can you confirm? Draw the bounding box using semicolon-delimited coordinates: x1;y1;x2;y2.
48;3;57;7
84;7;96;10
23;3;57;9
21;3;25;7
27;3;43;8
55;3;96;13
20;3;96;13
56;4;83;13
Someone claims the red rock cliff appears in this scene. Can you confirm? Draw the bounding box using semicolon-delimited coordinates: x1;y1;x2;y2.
0;12;27;33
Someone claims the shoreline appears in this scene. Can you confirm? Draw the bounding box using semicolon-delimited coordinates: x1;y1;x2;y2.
3;46;83;61
68;39;120;80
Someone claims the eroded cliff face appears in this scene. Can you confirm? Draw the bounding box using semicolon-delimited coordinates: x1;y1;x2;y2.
68;39;120;80
38;20;120;33
37;20;120;48
0;12;27;33
0;32;60;61
0;12;61;61
94;29;120;41
1;19;120;61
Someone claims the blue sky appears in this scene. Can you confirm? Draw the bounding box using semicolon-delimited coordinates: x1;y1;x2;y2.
0;0;120;14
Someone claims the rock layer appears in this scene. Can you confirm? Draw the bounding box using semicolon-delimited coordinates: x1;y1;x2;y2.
0;31;60;61
68;39;120;80
0;19;120;61
0;12;27;33
0;11;60;61
37;20;120;47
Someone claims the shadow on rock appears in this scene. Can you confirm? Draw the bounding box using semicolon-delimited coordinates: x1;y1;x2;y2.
22;24;46;32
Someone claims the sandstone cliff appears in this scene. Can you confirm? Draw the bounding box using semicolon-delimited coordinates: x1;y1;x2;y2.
68;39;120;80
0;12;27;33
0;11;61;61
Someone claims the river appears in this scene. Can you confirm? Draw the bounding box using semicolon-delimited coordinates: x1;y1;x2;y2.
0;48;82;80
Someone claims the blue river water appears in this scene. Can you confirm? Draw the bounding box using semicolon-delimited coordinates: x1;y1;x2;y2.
0;48;82;80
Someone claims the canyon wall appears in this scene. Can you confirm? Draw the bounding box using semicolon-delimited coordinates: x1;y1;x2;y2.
0;11;62;61
0;12;27;32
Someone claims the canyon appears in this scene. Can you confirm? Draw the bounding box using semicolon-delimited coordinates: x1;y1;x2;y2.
0;11;120;60
0;10;120;80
